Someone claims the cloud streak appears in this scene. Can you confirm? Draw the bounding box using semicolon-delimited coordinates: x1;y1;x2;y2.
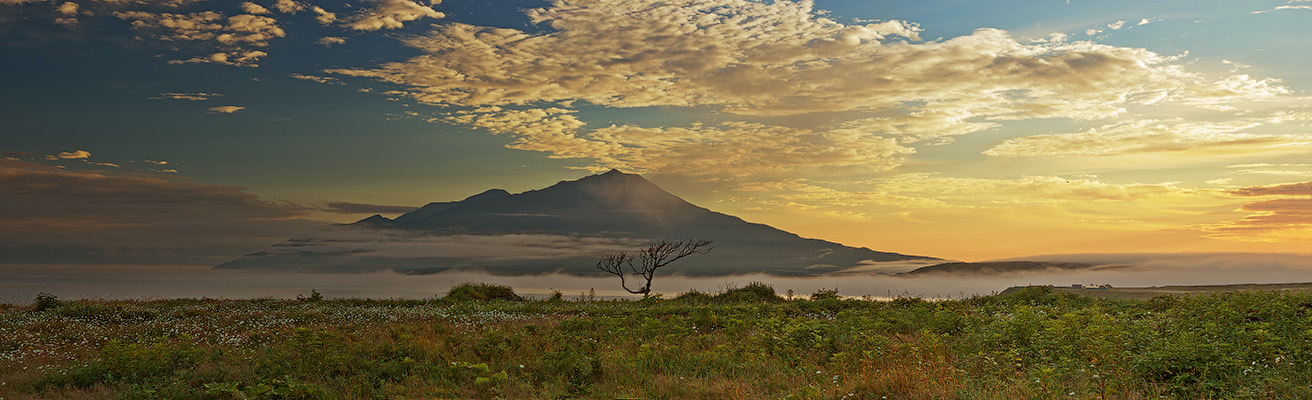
149;92;222;101
207;105;245;113
322;201;417;214
983;119;1312;158
1198;181;1312;243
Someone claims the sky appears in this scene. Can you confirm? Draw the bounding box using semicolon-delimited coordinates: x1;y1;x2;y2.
1;0;1310;267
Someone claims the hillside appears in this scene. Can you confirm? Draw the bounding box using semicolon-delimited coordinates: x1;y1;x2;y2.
1017;281;1312;300
901;261;1108;275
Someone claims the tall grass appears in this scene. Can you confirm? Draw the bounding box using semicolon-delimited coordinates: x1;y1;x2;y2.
3;286;1311;398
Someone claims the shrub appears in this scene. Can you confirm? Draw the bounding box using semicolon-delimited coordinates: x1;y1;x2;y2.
445;283;522;301
37;334;204;389
673;289;713;303
33;292;61;311
716;282;782;303
1001;285;1066;306
298;289;324;302
809;288;841;301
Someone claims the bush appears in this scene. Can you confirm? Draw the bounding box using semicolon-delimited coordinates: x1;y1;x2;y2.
716;282;782;303
810;288;841;301
37;334;204;389
33;292;61;311
445;283;522;301
673;289;713;303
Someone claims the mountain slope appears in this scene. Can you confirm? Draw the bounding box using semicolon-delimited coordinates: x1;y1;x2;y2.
217;170;939;276
901;261;1129;275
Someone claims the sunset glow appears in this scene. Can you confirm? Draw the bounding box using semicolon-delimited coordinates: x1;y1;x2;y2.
2;0;1310;265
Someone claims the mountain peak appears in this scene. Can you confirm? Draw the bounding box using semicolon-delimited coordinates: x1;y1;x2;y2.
351;214;392;225
463;188;511;202
578;168;643;183
220;170;939;275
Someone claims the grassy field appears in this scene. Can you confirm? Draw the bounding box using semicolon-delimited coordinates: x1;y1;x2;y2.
3;284;1312;399
1044;282;1312;301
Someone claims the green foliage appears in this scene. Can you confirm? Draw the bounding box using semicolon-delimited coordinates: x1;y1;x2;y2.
297;289;324;302
36;334;204;389
33;292;61;311
444;283;523;301
204;376;328;400
809;288;841;301
673;289;713;303
10;288;1312;399
715;281;782;302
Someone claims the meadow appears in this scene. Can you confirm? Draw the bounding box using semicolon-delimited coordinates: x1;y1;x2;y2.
2;283;1311;399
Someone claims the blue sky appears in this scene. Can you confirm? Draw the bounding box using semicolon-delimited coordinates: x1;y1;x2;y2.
1;0;1310;264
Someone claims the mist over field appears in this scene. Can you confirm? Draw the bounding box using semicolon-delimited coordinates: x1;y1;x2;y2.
5;252;1309;303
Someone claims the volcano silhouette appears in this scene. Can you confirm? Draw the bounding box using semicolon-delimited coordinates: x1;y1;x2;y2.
217;170;939;276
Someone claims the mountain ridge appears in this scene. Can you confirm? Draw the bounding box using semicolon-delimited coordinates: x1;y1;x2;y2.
218;170;939;276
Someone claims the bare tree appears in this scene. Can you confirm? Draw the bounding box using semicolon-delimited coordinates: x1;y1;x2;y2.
596;239;713;296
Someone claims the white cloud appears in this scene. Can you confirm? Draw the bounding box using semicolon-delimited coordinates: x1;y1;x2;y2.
839;102;1001;144
207;105;245;113
1270;110;1312;123
1107;20;1126;30
343;0;443;31
1252;4;1312;14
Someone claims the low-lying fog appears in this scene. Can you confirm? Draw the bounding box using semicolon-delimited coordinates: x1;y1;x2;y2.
3;252;1309;304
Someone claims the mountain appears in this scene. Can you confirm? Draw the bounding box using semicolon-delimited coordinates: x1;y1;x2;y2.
901;261;1121;275
217;170;939;276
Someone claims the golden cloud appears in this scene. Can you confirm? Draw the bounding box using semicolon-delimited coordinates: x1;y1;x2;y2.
329;0;1278;119
207;105;245;113
343;0;443;31
1197;181;1312;243
113;8;285;66
446;107;913;176
982;119;1312;158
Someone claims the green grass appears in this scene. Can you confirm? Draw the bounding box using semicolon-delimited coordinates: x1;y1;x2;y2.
3;286;1312;399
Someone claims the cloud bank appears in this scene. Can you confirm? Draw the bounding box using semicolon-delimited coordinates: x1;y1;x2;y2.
0;158;321;265
327;0;1291;182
